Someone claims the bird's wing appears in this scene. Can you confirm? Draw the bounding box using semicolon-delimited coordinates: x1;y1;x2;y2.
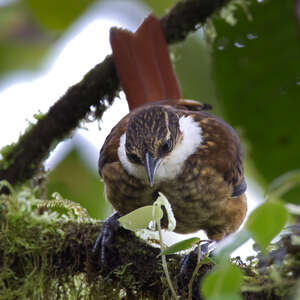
180;110;246;196
98;114;130;177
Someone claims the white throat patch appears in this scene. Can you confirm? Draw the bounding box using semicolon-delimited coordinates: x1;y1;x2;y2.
117;115;203;184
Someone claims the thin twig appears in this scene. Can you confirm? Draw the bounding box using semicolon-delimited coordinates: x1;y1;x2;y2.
188;245;203;300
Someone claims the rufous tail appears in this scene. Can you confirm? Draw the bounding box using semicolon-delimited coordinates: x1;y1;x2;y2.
110;15;181;111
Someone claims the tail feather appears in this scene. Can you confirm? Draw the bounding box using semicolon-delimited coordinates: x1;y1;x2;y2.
133;16;166;104
110;15;181;111
110;28;145;110
144;16;181;101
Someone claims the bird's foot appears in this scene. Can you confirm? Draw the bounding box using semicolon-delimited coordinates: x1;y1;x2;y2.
92;212;121;273
179;240;215;280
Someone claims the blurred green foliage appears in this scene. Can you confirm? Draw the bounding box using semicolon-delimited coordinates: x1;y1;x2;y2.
47;149;111;220
246;201;288;251
24;0;97;30
212;0;300;203
174;35;220;113
202;260;243;300
0;3;57;83
0;0;97;84
0;0;177;84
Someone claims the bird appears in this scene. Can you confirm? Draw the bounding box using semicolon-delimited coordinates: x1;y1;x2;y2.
94;14;247;265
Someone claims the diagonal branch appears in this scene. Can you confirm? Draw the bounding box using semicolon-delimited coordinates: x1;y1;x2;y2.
0;0;231;186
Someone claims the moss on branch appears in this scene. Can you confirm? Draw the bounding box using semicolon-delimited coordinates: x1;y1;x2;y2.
1;183;300;299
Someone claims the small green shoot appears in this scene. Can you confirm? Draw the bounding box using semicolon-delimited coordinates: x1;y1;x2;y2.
188;245;206;300
153;194;179;300
118;193;179;299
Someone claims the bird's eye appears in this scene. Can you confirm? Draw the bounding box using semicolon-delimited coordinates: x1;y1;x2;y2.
160;139;172;154
127;153;141;164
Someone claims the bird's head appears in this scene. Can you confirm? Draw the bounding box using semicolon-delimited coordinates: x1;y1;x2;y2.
125;106;182;186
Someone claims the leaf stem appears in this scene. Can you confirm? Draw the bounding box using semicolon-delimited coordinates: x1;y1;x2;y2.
188;244;203;300
156;217;179;300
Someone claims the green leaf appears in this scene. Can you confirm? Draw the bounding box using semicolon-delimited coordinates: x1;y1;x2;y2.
246;201;288;251
24;0;96;30
212;0;300;204
118;205;163;231
201;261;242;300
161;237;200;255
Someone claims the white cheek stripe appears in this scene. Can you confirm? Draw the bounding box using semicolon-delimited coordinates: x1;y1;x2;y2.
118;133;147;180
117;115;203;183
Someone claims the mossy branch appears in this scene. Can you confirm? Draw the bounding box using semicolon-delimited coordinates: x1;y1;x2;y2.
1;206;300;299
0;182;299;300
0;0;231;187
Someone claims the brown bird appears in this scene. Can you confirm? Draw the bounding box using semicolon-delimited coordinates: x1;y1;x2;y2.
95;15;247;264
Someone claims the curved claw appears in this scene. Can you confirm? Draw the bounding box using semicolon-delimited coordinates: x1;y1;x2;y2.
93;212;121;269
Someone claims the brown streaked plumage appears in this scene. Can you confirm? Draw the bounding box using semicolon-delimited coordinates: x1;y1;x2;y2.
100;103;246;239
98;15;247;246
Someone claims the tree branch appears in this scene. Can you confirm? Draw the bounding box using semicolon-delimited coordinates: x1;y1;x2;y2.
1;208;299;299
0;202;210;299
161;0;230;43
0;0;231;186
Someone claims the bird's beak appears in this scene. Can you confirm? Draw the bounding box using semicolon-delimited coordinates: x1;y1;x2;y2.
144;152;161;187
